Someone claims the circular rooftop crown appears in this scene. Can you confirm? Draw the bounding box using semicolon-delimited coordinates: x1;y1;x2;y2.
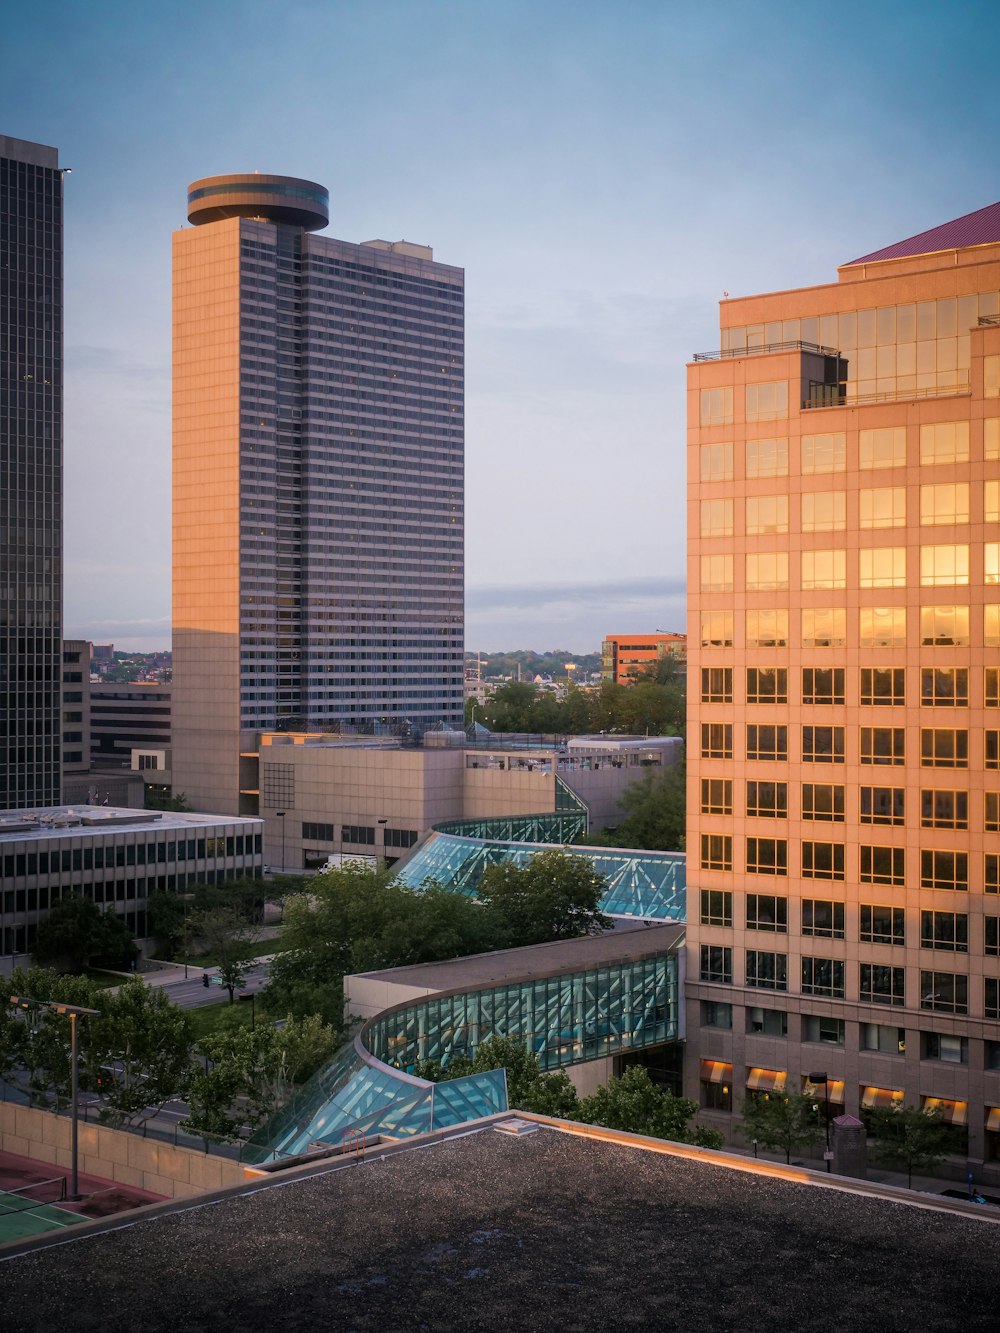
186;173;329;230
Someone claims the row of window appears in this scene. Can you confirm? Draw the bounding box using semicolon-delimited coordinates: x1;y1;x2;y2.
1;834;262;878
701;606;1000;648
699;420;999;478
700;837;995;891
701;666;997;707
700;779;1000;830
302;821;417;849
701;544;1000;592
700;947;990;1014
700;723;999;768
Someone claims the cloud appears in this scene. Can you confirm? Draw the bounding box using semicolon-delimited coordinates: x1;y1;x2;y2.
468;575;685;612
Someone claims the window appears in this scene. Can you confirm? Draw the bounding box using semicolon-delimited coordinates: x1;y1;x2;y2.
700;779;733;816
700;834;733;872
921;910;968;953
986;543;1000;586
384;829;418;849
747;1007;787;1036
987;606;1000;648
920;544;969;587
801;432;846;474
803;1015;845;1044
802;668;845;706
986;482;1000;524
860;905;905;946
922;1033;968;1064
745;436;788;478
745;610;788;648
802;491;846;532
987;355;1000;399
700;889;733;927
988;418;1000;460
986;854;1000;894
700;554;734;593
701;667;732;703
700;441;733;481
921;605;969;646
859;546;906;588
801;549;846;590
701;1000;732;1029
746;951;787;990
802;899;845;939
801;841;845;880
801;783;845;822
861;1023;906;1054
746;380;788;421
921;668;968;707
987;670;1000;708
745;552;788;590
986;792;1000;833
920;483;969;526
700;723;733;760
746;781;787;819
342;825;375;844
920;849;968;892
700;498;733;537
746;894;787;932
919;420;969;465
700;386;733;426
746;667;787;704
801;608;846;648
861;727;905;766
920;971;968;1014
745;494;788;535
700;611;733;648
987;731;1000;770
920;728;968;768
859;426;906;469
860;786;905;825
746;838;787;876
801;957;845;998
860;844;905;886
860;966;905;1007
801;726;845;764
986;917;1000;957
700;945;732;984
920;789;968;830
859;607;907;648
859;487;905;529
988;979;1000;1021
860;668;905;707
746;725;787;761
302;821;335;841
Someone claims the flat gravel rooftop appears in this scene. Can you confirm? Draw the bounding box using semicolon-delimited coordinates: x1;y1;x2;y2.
2;1126;998;1331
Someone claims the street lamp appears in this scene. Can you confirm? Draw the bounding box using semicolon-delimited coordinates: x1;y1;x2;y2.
10;995;100;1200
809;1070;832;1172
275;811;286;873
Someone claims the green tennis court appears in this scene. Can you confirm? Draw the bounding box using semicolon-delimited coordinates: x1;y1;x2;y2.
0;1185;81;1244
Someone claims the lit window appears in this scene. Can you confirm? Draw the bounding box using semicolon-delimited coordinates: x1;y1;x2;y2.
920;606;969;646
700;668;732;703
801;433;846;474
746;781;787;818
860;487;905;529
801;783;845;822
919;421;969;465
746;667;787;704
985;418;1000;461
746;838;787;876
746;894;787;932
700;611;733;648
700;835;733;872
860;905;905;945
920;849;968;892
985;544;1000;586
859;426;906;470
746;380;788;422
801;840;845;880
859;547;906;588
746;552;788;590
802;491;846;532
745;610;788;648
801;608;846;648
700;387;733;426
860;844;905;885
700;889;732;926
700;779;733;816
745;494;788;535
920;789;968;829
920;728;968;768
700;554;734;592
745;437;788;478
700;723;732;760
859;607;906;648
700;441;733;482
987;606;1000;648
920;668;968;707
920;544;969;587
985;355;1000;399
920;483;969;526
801;549;846;590
802;668;845;705
700;498;733;537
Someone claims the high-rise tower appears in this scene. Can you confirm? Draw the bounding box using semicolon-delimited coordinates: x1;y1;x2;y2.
172;175;464;814
0;135;63;809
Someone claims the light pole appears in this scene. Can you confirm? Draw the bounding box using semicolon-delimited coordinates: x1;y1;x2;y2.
809;1070;832;1172
10;995;100;1200
275;811;286;873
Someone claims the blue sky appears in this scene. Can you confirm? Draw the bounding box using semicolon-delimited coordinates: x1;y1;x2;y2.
3;0;998;652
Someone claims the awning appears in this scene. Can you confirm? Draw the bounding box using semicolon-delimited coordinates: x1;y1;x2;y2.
987;1107;1000;1132
700;1060;733;1085
803;1077;846;1104
861;1086;904;1110
747;1067;787;1093
922;1096;968;1126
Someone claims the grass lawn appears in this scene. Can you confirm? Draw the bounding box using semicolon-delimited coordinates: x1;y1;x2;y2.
82;969;126;987
188;1000;257;1041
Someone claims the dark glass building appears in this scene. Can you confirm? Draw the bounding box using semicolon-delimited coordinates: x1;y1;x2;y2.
0;136;63;809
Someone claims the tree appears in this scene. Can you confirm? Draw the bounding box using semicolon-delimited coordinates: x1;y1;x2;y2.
592;761;686;852
418;1036;579;1119
740;1091;822;1164
576;1065;722;1147
869;1103;952;1188
192;906;262;1002
476;849;612;948
32;896;137;973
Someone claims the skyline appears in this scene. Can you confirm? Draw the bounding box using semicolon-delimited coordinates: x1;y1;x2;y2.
2;0;999;651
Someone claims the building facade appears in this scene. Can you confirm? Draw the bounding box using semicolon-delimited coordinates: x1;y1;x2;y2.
687;201;1000;1168
601;632;686;684
0;135;63;809
172;174;464;815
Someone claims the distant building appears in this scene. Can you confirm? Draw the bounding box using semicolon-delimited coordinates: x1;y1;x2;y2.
601;633;686;684
90;683;171;770
61;640;92;776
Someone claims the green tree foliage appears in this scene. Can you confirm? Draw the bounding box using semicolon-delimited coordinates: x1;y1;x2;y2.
32;896;137;973
590;762;686;852
740;1091;823;1164
147;878;267;960
145;788;192;812
418;1035;579;1119
474;678;685;739
869;1103;952;1188
476;849;612;948
192;906;262;1002
576;1065;722;1147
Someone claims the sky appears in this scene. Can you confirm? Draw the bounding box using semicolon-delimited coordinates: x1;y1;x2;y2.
2;0;999;653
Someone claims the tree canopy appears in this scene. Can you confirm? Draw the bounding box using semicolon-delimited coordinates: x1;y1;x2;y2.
869;1103;952;1188
476;849;612;948
740;1091;822;1164
589;761;686;852
32;896;137;973
469;676;685;739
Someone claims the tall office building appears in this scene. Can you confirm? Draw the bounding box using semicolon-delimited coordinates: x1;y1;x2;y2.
172;175;464;814
0;135;63;809
687;201;1000;1166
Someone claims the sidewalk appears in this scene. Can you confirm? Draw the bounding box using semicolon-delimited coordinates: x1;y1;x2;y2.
137;954;275;990
741;1143;998;1205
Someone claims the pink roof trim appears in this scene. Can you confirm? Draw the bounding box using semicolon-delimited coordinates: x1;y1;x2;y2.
845;199;1000;266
